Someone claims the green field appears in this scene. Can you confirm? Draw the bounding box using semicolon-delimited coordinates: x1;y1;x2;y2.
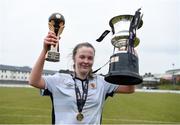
0;87;180;124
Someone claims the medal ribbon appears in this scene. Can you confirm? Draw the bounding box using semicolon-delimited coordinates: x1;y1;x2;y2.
73;77;88;113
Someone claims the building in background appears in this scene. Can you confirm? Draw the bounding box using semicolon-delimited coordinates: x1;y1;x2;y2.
140;69;180;89
139;72;160;89
0;64;56;85
164;69;180;84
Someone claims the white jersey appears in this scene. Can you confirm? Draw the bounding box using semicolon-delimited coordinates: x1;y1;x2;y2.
43;73;119;124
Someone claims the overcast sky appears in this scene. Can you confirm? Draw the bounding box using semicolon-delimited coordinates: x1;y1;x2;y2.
0;0;179;75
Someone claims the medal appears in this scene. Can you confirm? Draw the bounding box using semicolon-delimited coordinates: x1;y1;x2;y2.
72;75;89;122
76;113;84;121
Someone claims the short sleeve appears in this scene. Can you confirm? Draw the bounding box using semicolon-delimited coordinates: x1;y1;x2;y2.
97;75;119;94
43;73;63;92
104;80;119;94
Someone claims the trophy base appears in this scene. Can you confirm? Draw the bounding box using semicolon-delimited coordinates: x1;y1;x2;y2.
45;51;60;62
105;71;143;85
105;52;142;85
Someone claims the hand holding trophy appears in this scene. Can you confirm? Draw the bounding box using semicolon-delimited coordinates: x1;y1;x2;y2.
45;13;65;62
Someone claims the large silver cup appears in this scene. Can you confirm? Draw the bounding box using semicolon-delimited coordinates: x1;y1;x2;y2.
105;9;143;85
45;13;65;62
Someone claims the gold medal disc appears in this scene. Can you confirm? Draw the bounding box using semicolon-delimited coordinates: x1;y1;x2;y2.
76;113;84;121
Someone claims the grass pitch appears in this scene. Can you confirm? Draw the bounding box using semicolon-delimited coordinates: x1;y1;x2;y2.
0;87;180;124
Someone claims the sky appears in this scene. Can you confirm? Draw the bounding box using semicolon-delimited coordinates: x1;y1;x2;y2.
0;0;179;75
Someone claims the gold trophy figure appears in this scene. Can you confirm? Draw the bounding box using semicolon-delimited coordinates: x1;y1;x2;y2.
45;13;65;62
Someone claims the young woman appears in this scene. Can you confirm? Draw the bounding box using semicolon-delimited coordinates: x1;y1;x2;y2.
29;31;135;124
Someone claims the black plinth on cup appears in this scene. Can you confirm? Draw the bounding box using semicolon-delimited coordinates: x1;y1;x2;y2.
105;52;143;85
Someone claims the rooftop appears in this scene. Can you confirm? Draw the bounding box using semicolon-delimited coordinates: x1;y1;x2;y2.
0;64;56;74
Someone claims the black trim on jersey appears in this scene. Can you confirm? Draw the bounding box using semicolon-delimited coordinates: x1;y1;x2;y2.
105;91;115;100
50;93;55;125
41;89;55;124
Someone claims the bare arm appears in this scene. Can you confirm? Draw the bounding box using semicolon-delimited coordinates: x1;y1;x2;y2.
28;49;46;89
115;85;135;94
28;31;59;89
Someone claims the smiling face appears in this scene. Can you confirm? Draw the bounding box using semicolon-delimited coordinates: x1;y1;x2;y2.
72;43;95;79
74;46;94;78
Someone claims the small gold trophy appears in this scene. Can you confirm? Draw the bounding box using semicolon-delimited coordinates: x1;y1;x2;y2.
45;13;65;62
